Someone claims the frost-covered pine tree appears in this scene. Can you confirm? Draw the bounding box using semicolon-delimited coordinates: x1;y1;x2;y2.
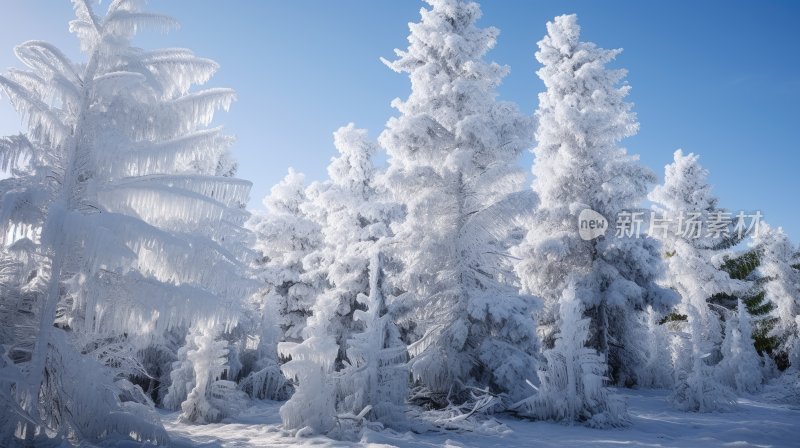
278;125;405;436
249;169;322;344
669;300;737;412
338;251;408;433
278;297;339;435
302;124;400;365
649;150;742;410
512;14;673;387
637;305;674;388
752;224;800;370
165;320;248;424
717;299;763;393
512;280;628;428
244;170;323;404
0;1;253;443
648;149;745;344
379;0;538;404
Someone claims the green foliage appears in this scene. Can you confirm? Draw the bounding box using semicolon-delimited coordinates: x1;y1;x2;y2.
659;311;687;325
718;249;778;356
720;249;759;281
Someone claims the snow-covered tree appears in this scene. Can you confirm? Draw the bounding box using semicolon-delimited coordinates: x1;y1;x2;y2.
379;0;538;404
302;124;400;366
0;1;253;442
512;14;674;387
249;169;322;344
241;169;323;406
637;305;674;388
278;125;404;436
338;251;408;433
163;329;197;412
669;303;737;411
649;150;746;410
166;320;247;424
753;224;800;370
512;279;628;428
648;150;741;339
714;245;777;356
233;297;292;401
717;299;763;393
278;298;339;435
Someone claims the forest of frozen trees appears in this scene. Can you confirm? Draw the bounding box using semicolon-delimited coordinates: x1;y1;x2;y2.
0;1;798;447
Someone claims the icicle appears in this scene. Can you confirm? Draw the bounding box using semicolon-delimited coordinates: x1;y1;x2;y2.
142;50;220;97
103;11;180;37
108;174;251;208
0;75;69;146
111;128;232;178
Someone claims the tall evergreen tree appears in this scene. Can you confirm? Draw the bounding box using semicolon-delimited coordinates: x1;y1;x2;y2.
278;124;403;435
512;14;674;387
245;169;322;405
0;0;253;443
302;124;400;365
378;0;538;405
249;169;322;345
648;150;746;351
648;150;743;410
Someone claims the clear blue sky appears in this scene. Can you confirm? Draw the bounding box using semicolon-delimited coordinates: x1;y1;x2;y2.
1;1;798;241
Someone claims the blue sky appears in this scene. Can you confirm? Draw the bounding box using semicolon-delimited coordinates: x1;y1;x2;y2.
1;1;799;241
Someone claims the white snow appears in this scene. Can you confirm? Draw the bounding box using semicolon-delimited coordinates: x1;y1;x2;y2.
160;389;799;447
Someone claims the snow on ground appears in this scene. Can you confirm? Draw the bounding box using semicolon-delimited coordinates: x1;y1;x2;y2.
162;388;799;447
